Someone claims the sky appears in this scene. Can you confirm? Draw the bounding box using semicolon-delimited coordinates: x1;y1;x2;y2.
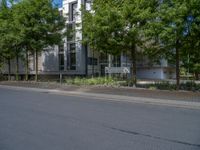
53;0;62;8
0;0;62;8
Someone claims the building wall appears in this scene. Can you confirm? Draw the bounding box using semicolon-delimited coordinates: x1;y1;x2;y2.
42;47;59;73
1;47;60;75
1;58;25;75
162;68;176;79
137;68;176;80
62;0;86;75
137;68;164;80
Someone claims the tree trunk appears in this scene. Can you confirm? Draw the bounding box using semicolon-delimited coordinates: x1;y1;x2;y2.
131;44;137;86
15;54;19;81
176;41;180;90
8;58;11;81
25;49;29;81
85;44;88;77
194;72;199;80
35;50;38;82
92;48;94;77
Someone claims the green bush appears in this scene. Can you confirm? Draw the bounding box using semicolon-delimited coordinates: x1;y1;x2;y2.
64;77;200;91
155;82;176;90
180;82;200;91
74;77;82;85
137;81;200;91
64;78;74;85
0;74;7;81
64;77;120;86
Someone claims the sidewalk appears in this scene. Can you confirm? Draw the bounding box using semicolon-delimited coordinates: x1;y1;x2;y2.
1;81;200;102
0;82;200;110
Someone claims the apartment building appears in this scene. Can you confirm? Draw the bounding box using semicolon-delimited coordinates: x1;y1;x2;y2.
1;0;175;80
60;0;175;79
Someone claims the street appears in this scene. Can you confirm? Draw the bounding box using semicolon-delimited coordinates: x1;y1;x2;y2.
0;86;200;150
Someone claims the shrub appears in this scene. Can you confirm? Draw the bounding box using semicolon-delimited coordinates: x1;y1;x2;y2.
64;77;200;91
137;81;200;91
64;77;120;86
155;82;176;90
180;81;200;91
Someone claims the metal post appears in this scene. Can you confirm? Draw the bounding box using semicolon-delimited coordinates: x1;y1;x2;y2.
108;54;112;77
60;73;62;84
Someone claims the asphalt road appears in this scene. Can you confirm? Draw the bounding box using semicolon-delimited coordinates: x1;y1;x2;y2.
0;87;200;150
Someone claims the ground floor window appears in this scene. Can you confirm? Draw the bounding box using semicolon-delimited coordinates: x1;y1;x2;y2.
99;53;108;64
88;57;98;66
113;55;121;67
67;43;76;70
59;54;64;71
58;44;64;71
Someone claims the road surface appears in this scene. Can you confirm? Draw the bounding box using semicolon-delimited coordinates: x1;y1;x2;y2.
0;86;200;150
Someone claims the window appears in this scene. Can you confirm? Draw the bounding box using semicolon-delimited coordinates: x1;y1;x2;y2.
58;44;64;71
59;10;63;16
58;44;64;53
99;53;108;64
72;3;77;21
88;57;98;66
85;0;92;11
67;43;76;70
69;2;77;21
113;55;121;67
67;23;75;41
59;54;64;71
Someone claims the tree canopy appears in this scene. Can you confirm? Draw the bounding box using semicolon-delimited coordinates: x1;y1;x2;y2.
82;0;159;85
82;0;200;88
145;0;200;89
0;0;65;81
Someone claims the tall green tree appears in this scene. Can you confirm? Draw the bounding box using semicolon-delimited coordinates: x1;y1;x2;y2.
146;0;191;90
0;0;29;81
83;0;158;85
181;0;200;80
0;0;15;80
13;0;65;81
82;0;124;76
121;0;158;85
9;1;25;81
0;0;65;81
